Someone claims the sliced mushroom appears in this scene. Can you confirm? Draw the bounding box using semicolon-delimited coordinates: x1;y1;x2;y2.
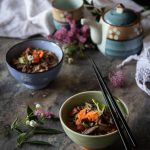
82;125;99;135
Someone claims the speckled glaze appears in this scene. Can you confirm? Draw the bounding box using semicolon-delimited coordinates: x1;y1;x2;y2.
6;39;64;90
52;0;83;30
81;3;143;58
59;91;129;150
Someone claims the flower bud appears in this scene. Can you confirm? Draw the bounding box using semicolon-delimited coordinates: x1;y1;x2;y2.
29;120;38;127
68;57;74;64
35;103;42;110
26;120;30;126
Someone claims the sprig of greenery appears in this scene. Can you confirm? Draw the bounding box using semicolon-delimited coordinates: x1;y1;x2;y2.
25;140;52;146
62;42;96;64
10;105;63;148
84;0;105;21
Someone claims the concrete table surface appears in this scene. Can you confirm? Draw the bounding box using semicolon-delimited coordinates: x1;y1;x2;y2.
0;37;150;150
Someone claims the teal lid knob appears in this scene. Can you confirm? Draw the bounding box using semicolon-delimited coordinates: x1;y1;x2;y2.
116;3;125;14
104;3;137;26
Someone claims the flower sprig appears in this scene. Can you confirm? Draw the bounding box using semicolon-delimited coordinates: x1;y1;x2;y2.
10;103;63;148
84;0;106;22
48;16;95;64
108;69;125;88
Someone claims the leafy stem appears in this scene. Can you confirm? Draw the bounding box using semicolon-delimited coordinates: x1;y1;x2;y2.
10;105;63;148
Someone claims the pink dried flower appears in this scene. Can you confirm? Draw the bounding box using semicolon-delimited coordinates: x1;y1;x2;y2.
34;109;44;117
34;109;54;119
81;25;89;34
49;16;89;45
53;27;68;41
77;35;87;43
44;111;54;119
108;69;124;88
65;16;73;25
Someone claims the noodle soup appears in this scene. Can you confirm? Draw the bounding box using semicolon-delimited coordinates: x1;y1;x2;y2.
59;91;129;149
68;99;116;135
6;39;63;89
12;47;58;73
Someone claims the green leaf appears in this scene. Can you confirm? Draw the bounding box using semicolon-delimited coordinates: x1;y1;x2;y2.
17;130;34;147
18;56;27;64
17;133;27;147
91;12;98;16
14;127;23;134
96;15;100;22
83;0;91;5
27;106;33;116
92;99;106;115
34;127;63;135
85;5;94;10
27;106;37;121
11;117;18;130
25;140;52;146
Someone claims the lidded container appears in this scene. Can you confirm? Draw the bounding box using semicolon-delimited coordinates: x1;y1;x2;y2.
81;3;143;58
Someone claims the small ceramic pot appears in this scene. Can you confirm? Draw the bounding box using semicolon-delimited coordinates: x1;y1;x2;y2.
52;0;84;30
81;3;143;58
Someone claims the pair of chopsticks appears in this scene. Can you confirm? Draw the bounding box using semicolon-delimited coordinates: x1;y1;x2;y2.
89;57;136;150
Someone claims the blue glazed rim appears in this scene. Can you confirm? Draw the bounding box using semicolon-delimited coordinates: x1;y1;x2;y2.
52;0;84;11
6;39;64;75
102;9;140;27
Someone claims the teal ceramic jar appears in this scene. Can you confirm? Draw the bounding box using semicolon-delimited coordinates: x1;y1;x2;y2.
81;3;143;58
52;0;84;30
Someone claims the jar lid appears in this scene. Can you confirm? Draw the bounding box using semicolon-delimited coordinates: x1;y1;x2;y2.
104;4;137;26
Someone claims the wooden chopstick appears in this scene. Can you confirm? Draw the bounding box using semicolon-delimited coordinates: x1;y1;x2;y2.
89;57;136;150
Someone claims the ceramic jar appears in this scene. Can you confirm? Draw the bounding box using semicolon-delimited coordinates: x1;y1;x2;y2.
81;3;144;58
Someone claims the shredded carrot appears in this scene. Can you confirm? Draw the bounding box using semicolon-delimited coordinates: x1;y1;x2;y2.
32;51;40;63
86;111;99;122
38;50;44;58
75;108;99;125
31;50;45;63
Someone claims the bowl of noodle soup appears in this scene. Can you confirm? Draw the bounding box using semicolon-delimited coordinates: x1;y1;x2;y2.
6;39;64;90
59;91;129;149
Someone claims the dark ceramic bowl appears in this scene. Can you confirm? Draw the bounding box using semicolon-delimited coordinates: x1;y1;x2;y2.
6;39;64;90
59;91;129;149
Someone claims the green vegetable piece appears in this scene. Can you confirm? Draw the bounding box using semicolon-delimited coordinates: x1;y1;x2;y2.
25;140;52;146
18;56;27;64
92;99;106;116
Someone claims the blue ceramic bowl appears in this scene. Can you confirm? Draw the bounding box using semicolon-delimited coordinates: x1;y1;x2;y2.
6;39;64;90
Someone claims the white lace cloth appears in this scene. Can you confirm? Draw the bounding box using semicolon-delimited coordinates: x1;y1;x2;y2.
117;8;150;96
118;47;150;96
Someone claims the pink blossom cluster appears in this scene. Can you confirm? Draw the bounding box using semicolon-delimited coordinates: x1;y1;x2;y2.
34;109;54;119
50;16;89;44
108;69;124;88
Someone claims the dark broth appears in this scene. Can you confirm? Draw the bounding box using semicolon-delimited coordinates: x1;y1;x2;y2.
67;100;116;135
12;47;59;73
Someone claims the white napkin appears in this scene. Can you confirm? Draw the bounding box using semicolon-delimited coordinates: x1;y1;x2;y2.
0;0;149;39
0;0;55;39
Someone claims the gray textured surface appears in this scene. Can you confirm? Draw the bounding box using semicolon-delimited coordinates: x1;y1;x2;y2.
0;37;150;150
